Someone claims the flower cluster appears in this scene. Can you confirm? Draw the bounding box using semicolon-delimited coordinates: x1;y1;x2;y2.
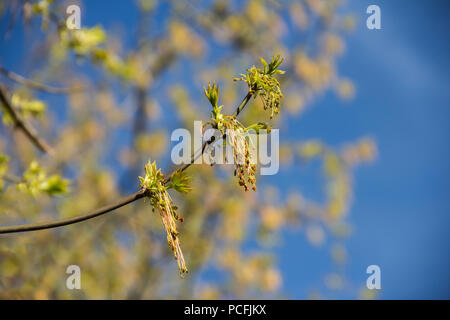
17;161;69;196
234;55;285;119
204;83;257;192
138;55;284;275
228;121;257;192
139;161;189;275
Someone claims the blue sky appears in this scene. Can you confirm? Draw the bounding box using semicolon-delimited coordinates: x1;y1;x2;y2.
1;1;449;299
344;0;450;299
277;0;450;299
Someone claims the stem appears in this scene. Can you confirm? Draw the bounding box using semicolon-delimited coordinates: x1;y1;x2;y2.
233;90;253;117
0;84;54;154
0;190;147;234
0;66;84;94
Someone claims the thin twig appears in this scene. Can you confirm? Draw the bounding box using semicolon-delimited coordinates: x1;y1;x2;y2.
0;190;147;234
0;84;54;154
0;90;255;234
0;66;84;94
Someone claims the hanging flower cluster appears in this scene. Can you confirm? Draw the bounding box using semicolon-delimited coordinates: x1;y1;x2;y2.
139;55;284;275
228;122;257;192
234;55;285;119
204;83;275;192
139;161;191;275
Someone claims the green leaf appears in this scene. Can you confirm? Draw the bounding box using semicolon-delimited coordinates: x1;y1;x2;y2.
260;57;268;73
17;161;70;197
39;175;69;195
168;170;192;194
245;122;272;134
204;82;220;108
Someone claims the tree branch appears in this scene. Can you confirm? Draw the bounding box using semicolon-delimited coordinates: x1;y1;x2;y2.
0;84;54;154
0;89;255;234
0;190;147;234
0;66;84;94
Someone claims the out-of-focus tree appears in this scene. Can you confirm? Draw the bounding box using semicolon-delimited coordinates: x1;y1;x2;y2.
0;0;376;299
